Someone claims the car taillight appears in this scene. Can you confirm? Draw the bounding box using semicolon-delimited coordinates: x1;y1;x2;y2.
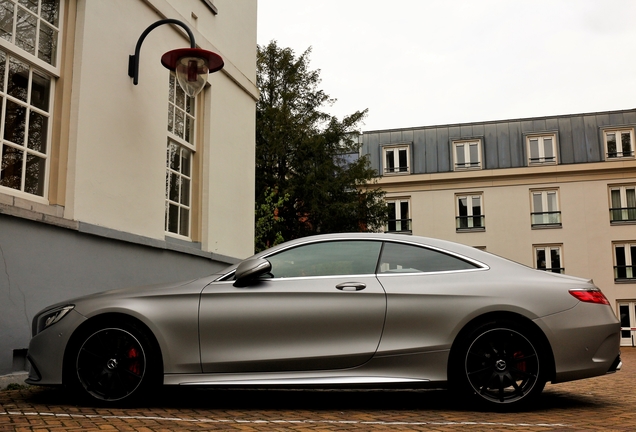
569;289;610;305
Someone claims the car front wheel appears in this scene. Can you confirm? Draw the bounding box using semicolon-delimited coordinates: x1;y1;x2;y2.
66;320;158;403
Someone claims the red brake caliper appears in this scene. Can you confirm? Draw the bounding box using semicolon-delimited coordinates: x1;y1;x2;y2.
127;347;140;374
513;351;526;372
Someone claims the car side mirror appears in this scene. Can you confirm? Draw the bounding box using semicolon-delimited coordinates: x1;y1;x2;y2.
233;258;272;287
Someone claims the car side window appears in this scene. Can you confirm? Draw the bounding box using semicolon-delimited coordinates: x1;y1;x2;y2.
266;241;382;278
378;242;479;274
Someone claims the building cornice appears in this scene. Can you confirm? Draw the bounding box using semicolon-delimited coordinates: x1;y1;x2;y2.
377;160;636;192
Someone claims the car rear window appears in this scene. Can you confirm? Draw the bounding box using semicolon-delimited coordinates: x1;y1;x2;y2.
378;242;479;274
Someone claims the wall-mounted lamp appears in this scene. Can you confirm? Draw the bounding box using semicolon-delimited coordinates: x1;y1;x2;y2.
128;19;224;97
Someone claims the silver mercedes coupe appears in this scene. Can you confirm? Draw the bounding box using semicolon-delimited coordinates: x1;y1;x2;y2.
26;233;621;408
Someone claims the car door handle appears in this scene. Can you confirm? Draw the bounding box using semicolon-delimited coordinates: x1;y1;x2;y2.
335;282;366;291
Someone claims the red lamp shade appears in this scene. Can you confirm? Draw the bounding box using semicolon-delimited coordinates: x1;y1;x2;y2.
161;48;224;97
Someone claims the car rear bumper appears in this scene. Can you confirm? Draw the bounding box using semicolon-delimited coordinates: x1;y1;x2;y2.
535;302;620;384
607;353;622;373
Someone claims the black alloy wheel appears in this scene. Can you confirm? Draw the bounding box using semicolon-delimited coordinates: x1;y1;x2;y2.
462;325;544;406
75;327;147;402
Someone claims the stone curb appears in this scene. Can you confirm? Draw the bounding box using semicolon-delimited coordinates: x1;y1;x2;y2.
0;372;28;390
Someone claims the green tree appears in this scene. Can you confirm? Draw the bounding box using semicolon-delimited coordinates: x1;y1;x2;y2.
255;187;289;253
256;41;386;250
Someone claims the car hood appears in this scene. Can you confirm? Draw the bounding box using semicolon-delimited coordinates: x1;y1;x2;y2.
34;275;218;317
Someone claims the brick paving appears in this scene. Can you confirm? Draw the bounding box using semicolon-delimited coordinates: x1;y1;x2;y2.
1;348;634;431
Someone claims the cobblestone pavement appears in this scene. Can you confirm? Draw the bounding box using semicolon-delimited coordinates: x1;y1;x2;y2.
1;348;634;431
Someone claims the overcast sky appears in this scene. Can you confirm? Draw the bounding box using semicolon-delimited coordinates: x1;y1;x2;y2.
257;0;636;132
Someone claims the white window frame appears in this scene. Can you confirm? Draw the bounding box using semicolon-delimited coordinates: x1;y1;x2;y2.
526;134;557;165
618;301;636;346
0;0;62;73
452;139;482;170
382;144;410;175
530;189;561;228
165;73;196;239
385;198;411;233
534;244;564;274
614;242;636;281
0;0;63;202
456;193;484;231
610;185;636;223
604;128;635;160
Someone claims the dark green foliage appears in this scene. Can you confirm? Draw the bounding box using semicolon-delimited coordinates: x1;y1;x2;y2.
4;383;28;391
255;41;387;251
255;187;289;253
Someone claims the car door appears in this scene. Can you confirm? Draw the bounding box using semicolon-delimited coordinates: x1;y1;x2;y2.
199;240;387;373
375;241;487;355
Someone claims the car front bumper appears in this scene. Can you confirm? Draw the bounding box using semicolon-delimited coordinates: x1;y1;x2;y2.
25;309;86;386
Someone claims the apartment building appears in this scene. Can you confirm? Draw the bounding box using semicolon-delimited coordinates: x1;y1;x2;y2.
361;109;636;346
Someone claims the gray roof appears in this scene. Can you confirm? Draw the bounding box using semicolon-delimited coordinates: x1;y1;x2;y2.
361;108;636;174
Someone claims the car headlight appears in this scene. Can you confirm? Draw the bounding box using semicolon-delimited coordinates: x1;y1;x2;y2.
34;305;74;336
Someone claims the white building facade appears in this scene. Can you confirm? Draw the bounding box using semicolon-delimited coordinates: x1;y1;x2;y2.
0;0;257;377
362;109;636;347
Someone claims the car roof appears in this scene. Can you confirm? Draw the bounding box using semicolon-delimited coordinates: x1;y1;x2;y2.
253;233;482;259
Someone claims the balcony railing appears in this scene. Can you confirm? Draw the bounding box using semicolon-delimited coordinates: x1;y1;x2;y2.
531;211;562;227
456;215;485;231
385;218;412;234
610;207;636;223
455;161;481;169
614;265;636;280
528;156;556;164
384;166;409;174
607;150;635;159
537;267;565;274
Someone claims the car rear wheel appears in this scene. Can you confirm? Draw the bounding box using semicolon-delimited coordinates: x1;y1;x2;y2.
454;320;546;408
66;320;159;403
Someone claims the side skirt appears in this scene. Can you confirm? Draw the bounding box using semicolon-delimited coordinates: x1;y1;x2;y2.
164;374;429;386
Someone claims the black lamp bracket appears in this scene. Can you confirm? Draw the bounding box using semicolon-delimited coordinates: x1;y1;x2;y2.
128;19;196;85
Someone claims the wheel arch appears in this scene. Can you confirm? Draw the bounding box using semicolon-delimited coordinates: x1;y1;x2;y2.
62;312;164;386
448;311;556;382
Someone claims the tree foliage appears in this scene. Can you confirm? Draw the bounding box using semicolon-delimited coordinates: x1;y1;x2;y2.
254;187;289;253
255;41;387;251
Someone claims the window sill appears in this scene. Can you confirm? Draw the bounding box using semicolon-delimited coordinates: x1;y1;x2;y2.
0;188;50;207
531;224;562;230
528;161;558;166
453;166;482;172
610;220;636;226
456;227;486;233
384;230;412;235
165;234;201;250
0;197;70;228
614;278;636;284
605;156;636;162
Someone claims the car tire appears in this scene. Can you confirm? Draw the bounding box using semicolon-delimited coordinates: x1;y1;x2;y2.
451;319;547;409
65;319;160;404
